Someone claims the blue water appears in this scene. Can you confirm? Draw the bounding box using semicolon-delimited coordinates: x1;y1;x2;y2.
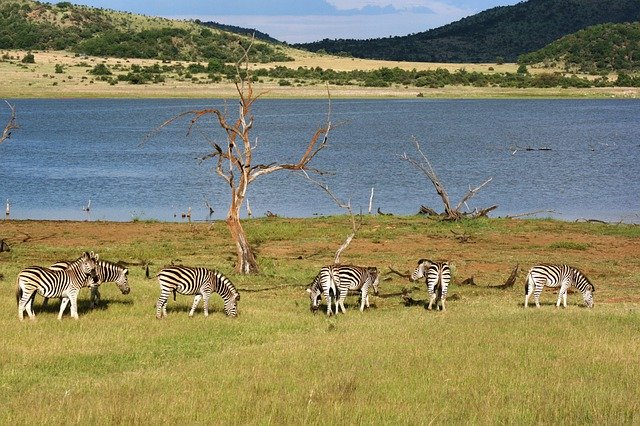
1;98;638;223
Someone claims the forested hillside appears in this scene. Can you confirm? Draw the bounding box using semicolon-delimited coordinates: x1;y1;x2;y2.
519;22;640;73
295;0;640;63
0;0;291;63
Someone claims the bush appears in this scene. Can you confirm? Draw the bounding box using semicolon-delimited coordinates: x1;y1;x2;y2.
88;63;112;76
21;53;35;63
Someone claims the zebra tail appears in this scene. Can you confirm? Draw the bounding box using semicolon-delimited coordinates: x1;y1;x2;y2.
15;279;22;306
173;289;177;301
524;272;531;296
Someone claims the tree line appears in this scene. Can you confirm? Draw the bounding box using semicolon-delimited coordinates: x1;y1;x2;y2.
0;1;291;63
82;61;640;88
294;0;640;63
518;23;640;74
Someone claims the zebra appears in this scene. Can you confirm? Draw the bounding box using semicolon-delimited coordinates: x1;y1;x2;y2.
43;259;131;308
524;264;595;308
16;251;99;321
411;259;451;311
306;266;334;315
306;265;379;315
156;266;240;318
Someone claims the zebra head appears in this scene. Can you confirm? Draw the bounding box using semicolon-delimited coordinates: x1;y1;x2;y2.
80;251;100;283
367;267;380;295
115;267;131;295
582;281;595;308
224;291;240;317
411;259;429;281
306;274;322;313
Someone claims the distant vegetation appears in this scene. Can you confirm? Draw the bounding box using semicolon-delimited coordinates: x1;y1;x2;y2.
0;0;292;63
294;0;640;63
198;20;281;45
519;22;640;74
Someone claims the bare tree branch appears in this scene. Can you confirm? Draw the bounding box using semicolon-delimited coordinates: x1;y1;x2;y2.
301;169;359;264
1;100;18;144
402;137;495;220
455;177;493;211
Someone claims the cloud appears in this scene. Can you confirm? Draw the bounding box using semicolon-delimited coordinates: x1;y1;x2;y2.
195;8;468;43
64;0;478;43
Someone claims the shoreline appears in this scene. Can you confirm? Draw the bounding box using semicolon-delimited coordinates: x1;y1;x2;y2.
1;50;638;100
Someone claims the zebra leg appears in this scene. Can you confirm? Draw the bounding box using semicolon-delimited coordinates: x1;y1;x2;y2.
58;297;70;320
69;291;80;319
156;291;170;319
427;293;437;310
189;294;203;317
324;289;333;316
338;291;348;314
90;285;101;308
557;283;569;308
18;290;37;321
524;273;534;308
202;293;211;317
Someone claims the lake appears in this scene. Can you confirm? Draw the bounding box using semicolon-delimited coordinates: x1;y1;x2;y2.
1;98;638;223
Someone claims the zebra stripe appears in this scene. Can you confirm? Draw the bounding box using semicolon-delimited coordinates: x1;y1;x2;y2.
45;259;130;308
411;259;451;311
156;266;240;318
16;251;99;320
306;265;379;315
306;266;334;315
524;264;595;308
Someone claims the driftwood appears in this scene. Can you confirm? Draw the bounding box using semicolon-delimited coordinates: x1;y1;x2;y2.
386;266;411;279
401;137;495;220
457;264;519;289
458;276;476;286
451;230;472;243
1;100;17;144
492;264;519;290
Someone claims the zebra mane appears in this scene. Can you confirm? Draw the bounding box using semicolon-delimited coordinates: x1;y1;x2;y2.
575;268;595;292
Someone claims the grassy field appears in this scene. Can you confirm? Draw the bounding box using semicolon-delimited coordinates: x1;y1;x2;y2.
1;49;638;99
1;216;639;424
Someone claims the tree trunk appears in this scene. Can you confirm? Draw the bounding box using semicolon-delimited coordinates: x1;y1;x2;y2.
226;184;259;274
226;211;259;274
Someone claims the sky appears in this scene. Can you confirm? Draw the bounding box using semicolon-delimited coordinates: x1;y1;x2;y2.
60;0;522;44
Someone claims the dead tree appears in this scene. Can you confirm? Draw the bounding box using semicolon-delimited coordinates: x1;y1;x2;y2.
302;170;359;264
400;137;495;220
1;100;17;144
152;42;331;274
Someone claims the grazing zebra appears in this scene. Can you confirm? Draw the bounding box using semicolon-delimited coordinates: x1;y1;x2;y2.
16;251;99;321
411;259;451;311
524;264;595;308
307;266;334;315
156;266;240;318
306;265;379;315
43;259;131;308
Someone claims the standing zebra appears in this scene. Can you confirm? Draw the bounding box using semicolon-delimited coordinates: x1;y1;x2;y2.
307;265;379;315
16;251;99;320
43;259;131;308
156;266;240;318
524;264;595;308
411;259;451;311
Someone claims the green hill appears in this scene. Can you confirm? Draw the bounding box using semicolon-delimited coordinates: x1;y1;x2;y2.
294;0;640;63
0;0;292;63
519;22;640;73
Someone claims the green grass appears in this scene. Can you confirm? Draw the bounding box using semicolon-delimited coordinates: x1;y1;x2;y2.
1;216;639;424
